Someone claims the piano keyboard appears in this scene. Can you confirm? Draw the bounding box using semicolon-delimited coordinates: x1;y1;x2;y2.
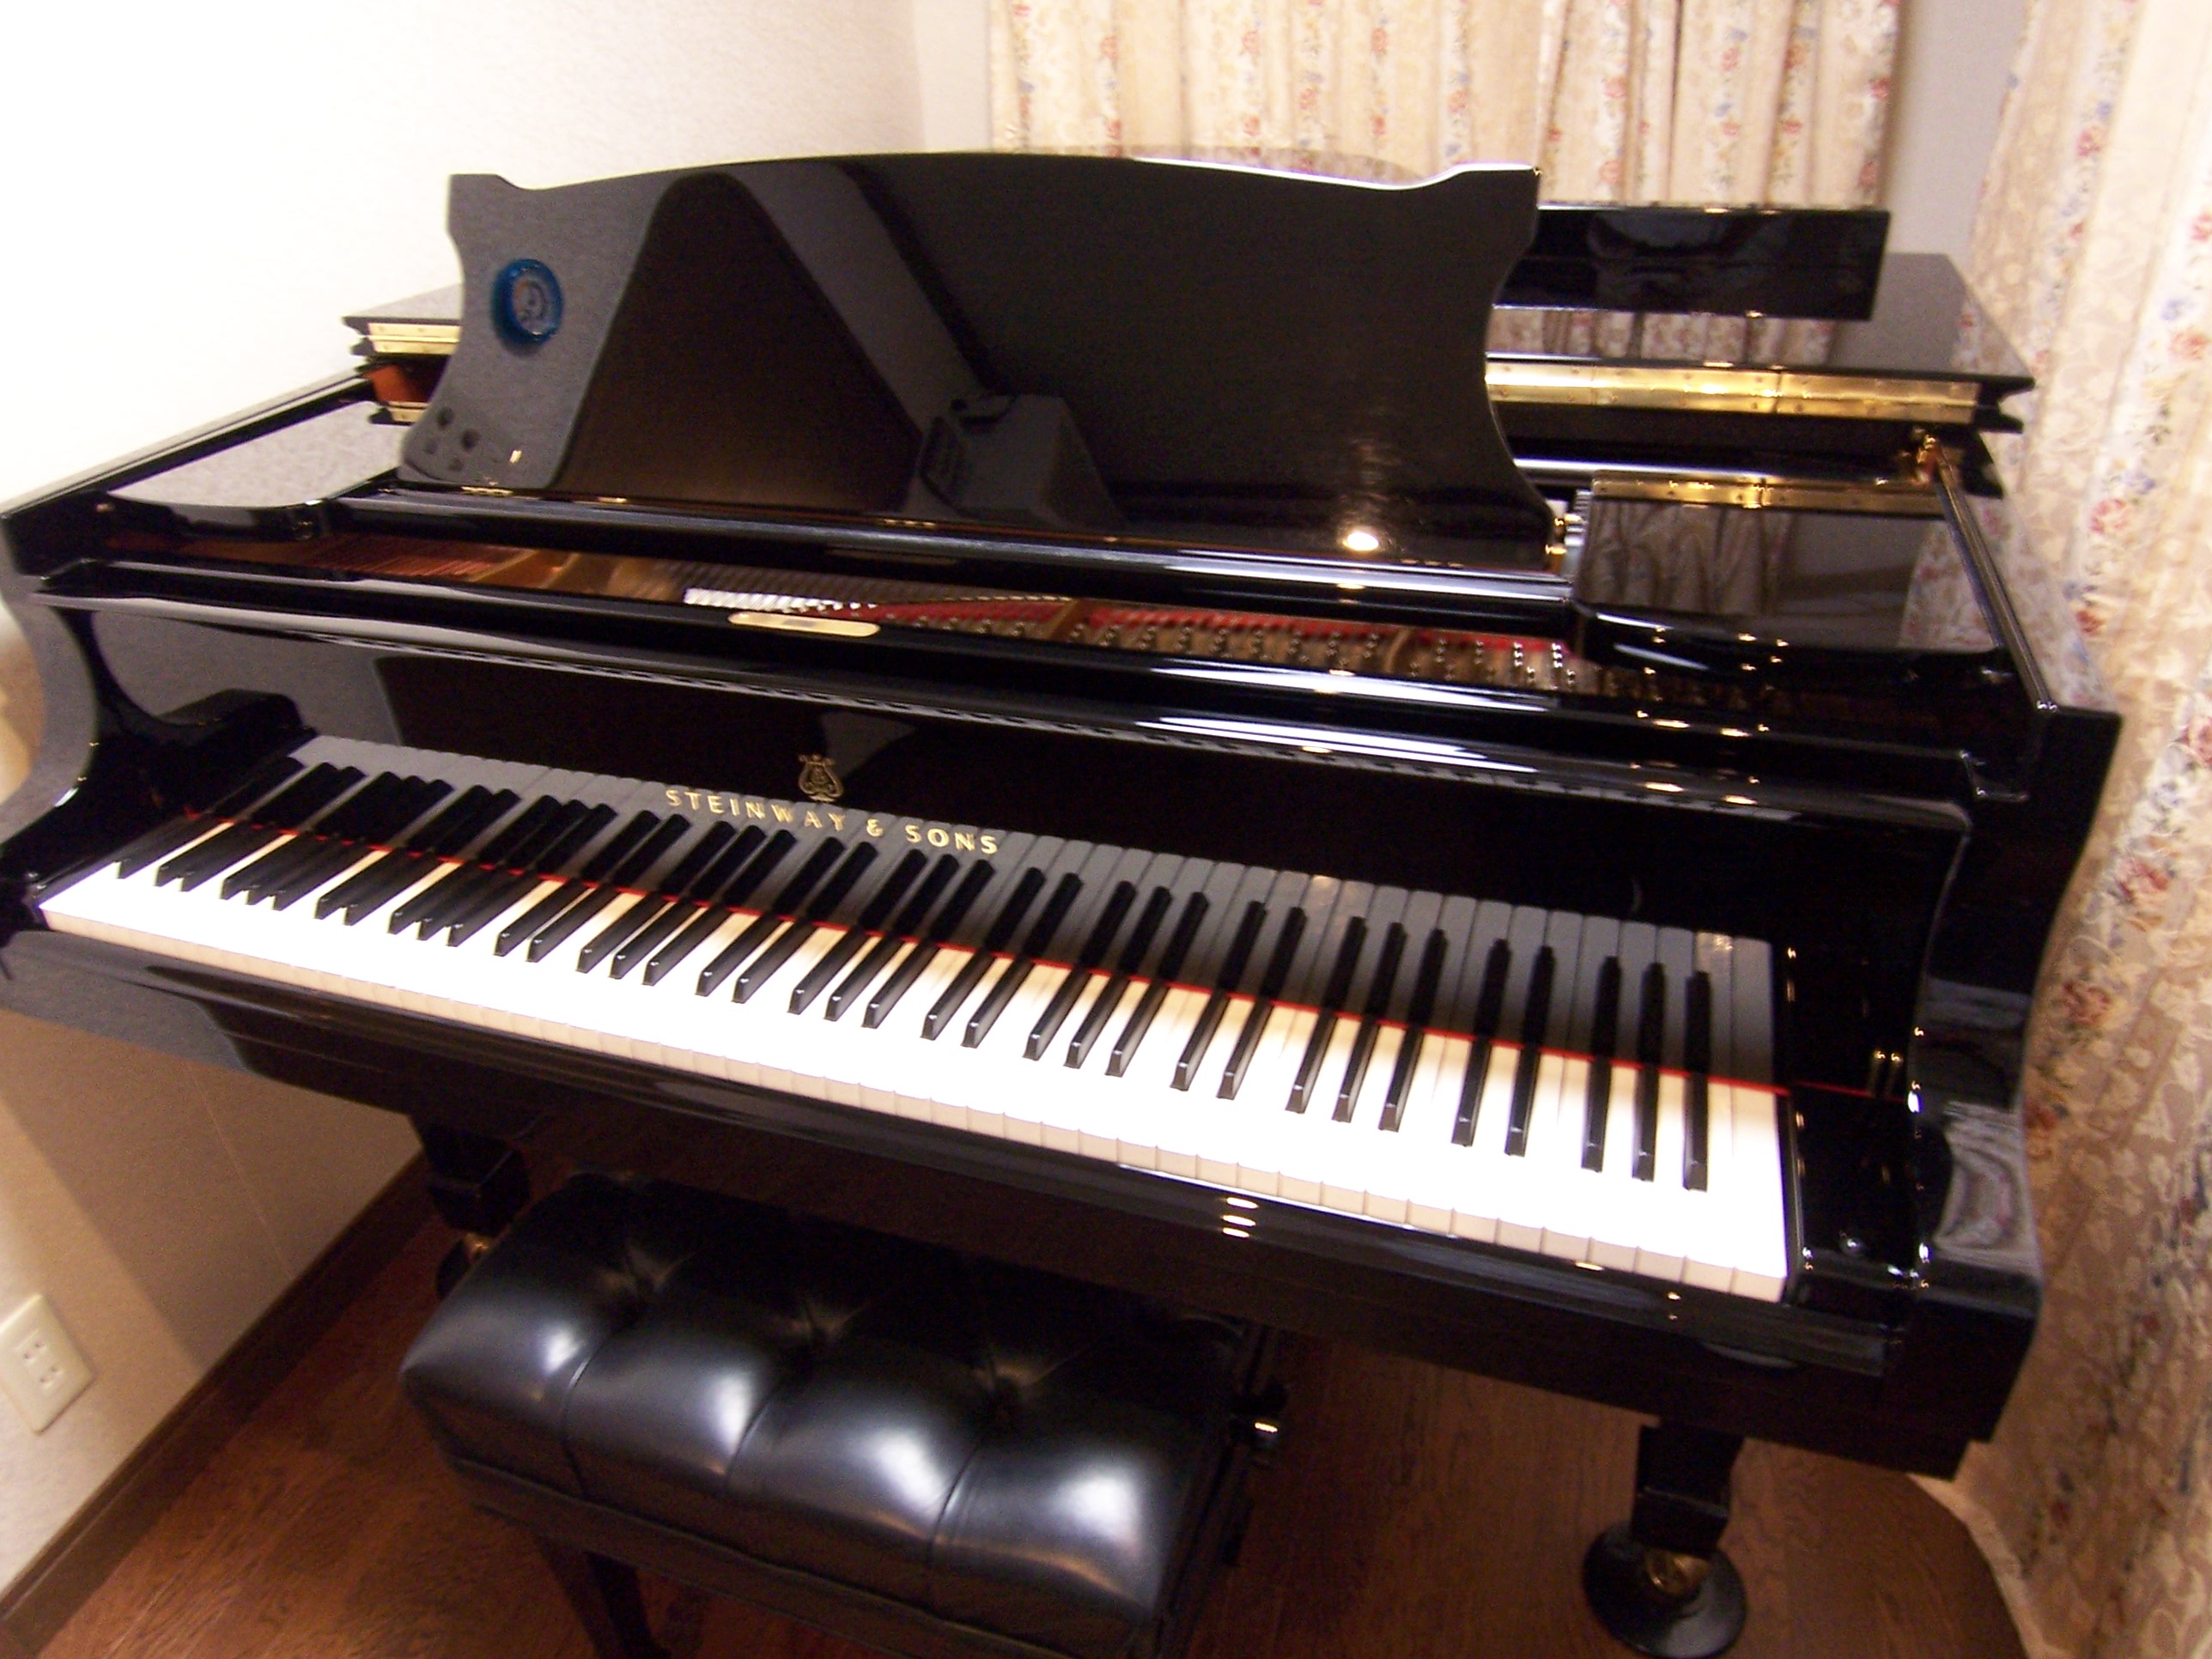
34;737;1789;1300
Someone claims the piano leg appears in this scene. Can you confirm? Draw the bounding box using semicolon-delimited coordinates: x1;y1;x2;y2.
1582;1422;1747;1658
410;1119;531;1297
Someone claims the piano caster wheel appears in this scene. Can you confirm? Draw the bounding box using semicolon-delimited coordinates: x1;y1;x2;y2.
1582;1525;1746;1658
434;1234;495;1301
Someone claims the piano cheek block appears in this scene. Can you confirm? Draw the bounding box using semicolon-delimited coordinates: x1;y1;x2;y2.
403;1176;1276;1659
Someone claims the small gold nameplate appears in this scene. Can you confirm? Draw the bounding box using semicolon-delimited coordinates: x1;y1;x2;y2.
727;611;879;638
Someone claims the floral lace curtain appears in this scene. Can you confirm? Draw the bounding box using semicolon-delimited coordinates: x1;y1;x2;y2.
991;0;1898;361
1929;2;2212;1656
990;0;1897;201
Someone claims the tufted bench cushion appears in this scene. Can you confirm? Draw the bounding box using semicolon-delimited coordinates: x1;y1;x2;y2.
402;1175;1272;1659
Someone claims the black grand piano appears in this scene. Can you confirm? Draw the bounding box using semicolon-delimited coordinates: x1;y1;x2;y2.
0;154;2109;1655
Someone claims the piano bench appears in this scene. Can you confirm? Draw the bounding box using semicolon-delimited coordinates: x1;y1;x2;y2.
400;1174;1275;1659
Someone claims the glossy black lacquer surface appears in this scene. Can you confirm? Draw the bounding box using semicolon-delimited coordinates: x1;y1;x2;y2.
404;155;1554;563
0;168;2115;1485
1505;204;1888;317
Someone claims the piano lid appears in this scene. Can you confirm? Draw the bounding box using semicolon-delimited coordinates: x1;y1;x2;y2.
398;153;1559;571
1492;254;2031;430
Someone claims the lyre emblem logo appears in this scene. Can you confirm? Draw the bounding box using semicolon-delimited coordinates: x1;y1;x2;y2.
797;755;843;804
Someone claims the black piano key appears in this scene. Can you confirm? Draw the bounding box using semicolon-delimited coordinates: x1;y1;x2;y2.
695;836;848;996
1218;906;1306;1100
1502;946;1556;1156
862;858;995;1029
575;811;665;886
509;808;681;959
608;896;709;981
962;868;1085;1047
963;867;1085;1047
712;827;797;908
496;872;604;959
578;822;737;975
1106;890;1211;1078
255;773;438;898
324;784;512;923
155;761;352;889
524;884;625;965
162;781;347;895
406;795;571;937
1682;969;1714;1192
638;828;792;986
476;794;567;868
1064;883;1172;1067
1287;916;1367;1112
316;784;491;921
1026;880;1139;1059
1632;963;1667;1182
159;763;362;890
533;814;695;965
386;788;529;935
921;866;1049;1041
268;776;453;911
386;862;474;933
734;842;878;1003
1379;927;1449;1131
112;752;304;878
1333;921;1407;1121
1450;940;1512;1146
789;848;927;1015
405;867;512;939
607;822;760;977
417;792;577;927
803;837;882;921
1582;957;1623;1171
223;772;404;901
108;811;251;887
446;802;618;945
530;800;622;876
1177;900;1268;1091
607;812;695;889
830;854;960;1021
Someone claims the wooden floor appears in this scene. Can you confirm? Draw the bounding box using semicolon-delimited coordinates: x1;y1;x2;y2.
46;1220;2022;1659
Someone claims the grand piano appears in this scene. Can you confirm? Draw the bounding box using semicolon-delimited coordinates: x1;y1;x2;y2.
0;154;2110;1655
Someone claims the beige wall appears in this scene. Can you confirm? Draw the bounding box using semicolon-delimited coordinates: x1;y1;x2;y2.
1882;0;2028;263
0;0;940;1601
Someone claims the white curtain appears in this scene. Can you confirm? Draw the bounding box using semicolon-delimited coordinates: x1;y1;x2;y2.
990;0;1898;368
990;0;1898;205
1925;3;2212;1656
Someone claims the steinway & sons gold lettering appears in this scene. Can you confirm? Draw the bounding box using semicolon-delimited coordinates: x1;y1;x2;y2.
664;787;997;855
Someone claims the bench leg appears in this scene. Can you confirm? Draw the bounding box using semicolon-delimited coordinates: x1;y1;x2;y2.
534;1536;670;1659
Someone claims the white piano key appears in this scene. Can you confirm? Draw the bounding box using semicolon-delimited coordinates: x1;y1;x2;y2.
1729;1085;1790;1301
1584;1064;1645;1273
1123;986;1209;1175
1680;1079;1738;1293
1633;1071;1691;1284
1449;1042;1519;1243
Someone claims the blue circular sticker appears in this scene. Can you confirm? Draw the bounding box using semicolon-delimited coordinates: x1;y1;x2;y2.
492;258;562;344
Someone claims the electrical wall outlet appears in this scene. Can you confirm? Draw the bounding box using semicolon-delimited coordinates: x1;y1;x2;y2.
0;1294;95;1433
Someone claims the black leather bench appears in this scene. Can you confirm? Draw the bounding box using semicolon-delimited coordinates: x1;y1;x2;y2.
402;1175;1276;1659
